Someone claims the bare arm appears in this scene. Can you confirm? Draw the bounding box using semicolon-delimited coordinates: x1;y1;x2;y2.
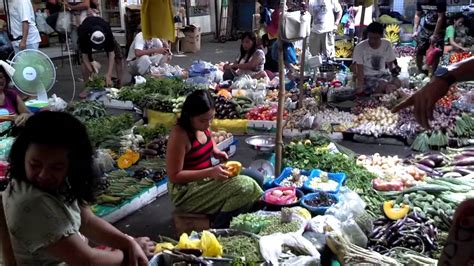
166;127;212;184
335;10;342;25
82;53;95;73
46;234;124;266
356;64;365;89
446;57;474;83
15;95;31;114
106;51;115;78
235;54;263;71
20;21;29;44
433;12;445;37
449;37;466;50
413;11;422;34
134;47;165;58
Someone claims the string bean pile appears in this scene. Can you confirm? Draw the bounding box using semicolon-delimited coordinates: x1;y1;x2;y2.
218;235;262;263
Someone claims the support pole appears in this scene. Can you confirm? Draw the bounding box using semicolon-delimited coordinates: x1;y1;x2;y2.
298;36;308;107
275;0;286;177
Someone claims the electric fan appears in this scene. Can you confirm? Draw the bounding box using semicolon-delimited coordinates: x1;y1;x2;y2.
0;49;56;105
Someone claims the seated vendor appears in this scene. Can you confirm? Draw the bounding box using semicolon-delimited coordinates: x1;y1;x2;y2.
223;32;268;81
353;22;401;95
165;90;263;228
444;13;470;54
127;28;172;76
2;112;155;265
0;66;32;127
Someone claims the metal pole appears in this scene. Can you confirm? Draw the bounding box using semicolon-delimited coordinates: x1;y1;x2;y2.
298;36;308;107
275;0;286;177
358;4;366;39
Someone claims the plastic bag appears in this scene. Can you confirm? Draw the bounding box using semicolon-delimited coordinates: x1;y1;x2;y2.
306;215;341;251
56;12;71;33
176;233;201;249
134;76;147;85
325;188;366;221
341;216;368;248
48;94;68;111
425;44;442;67
282;256;320;266
200;231;223;257
259;233;320;265
93;150;115;175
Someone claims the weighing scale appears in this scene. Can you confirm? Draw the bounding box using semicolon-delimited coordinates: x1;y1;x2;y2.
245;135;276;182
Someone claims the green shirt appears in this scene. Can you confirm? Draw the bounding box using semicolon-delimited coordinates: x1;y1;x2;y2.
2;180;82;266
445;25;455;44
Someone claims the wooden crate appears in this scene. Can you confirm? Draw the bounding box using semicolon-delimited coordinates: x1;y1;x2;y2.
173;212;210;236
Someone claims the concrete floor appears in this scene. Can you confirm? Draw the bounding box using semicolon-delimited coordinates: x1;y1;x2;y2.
41;36;415;241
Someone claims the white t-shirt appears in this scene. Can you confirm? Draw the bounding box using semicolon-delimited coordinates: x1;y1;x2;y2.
8;0;41;46
353;39;396;76
127;32;164;61
309;0;342;34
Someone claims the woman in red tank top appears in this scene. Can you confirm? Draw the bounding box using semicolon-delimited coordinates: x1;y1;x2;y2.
166;90;263;228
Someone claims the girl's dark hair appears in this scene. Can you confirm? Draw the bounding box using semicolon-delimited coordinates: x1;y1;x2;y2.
238;32;257;64
8;111;98;205
0;65;11;89
177;90;215;133
453;13;465;22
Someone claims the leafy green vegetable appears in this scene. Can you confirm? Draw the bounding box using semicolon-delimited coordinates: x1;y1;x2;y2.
134;125;168;144
85;75;106;89
85;113;135;148
68;100;107;122
218;235;262;263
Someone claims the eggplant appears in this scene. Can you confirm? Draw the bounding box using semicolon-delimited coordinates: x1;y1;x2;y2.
453;156;474;166
415;163;443;176
417;158;436;168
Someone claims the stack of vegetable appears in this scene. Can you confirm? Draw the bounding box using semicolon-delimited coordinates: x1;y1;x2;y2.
171;96;186;114
211;131;233;145
280;168;309;187
369;212;439;256
214;96;242;119
307;171;340;192
284;142;384;216
85;75;106;89
218;235;263;263
68;100;107;122
411;148;474;178
95;170;155;206
246;104;288;121
85;113;135;149
394;46;416;57
356;154;426;191
350;107;400;137
313;109;355;132
437;86;460;108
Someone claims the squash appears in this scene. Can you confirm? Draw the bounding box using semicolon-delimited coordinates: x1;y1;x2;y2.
217;89;232;99
383;200;409;220
117;156;133;169
124;149;140;164
225;161;242;177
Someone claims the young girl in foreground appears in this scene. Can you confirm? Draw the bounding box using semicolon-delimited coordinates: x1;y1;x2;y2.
2;112;154;265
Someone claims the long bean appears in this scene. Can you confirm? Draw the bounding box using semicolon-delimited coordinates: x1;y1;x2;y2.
218;236;262;263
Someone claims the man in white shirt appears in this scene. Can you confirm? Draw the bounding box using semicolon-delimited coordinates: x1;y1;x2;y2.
7;0;41;53
309;0;342;58
126;31;172;76
353;22;401;95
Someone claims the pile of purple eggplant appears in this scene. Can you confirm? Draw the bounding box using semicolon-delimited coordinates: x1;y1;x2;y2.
369;212;438;256
410;147;474;178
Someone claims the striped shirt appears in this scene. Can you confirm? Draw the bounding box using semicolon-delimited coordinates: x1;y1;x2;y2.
183;129;213;170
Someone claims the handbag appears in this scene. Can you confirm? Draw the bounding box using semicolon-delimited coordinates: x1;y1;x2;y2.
56;11;71;33
425;44;442;67
280;10;311;41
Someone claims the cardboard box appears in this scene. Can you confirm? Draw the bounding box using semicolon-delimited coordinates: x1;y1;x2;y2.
181;33;201;53
182;24;201;37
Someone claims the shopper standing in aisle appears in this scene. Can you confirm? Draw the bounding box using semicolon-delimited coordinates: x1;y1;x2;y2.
2;112;155;265
413;0;447;73
308;0;343;58
392;57;474;265
7;0;41;53
63;0;92;50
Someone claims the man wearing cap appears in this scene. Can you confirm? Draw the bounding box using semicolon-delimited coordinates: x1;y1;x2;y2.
77;16;123;87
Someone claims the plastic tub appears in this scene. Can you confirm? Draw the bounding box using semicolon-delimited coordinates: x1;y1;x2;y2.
273;167;312;190
303;169;346;194
301;192;339;216
261;187;304;211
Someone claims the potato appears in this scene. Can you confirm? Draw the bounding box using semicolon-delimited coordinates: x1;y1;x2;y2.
271;190;283;197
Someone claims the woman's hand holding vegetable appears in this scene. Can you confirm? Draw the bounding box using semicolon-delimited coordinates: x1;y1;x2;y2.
210;164;230;180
